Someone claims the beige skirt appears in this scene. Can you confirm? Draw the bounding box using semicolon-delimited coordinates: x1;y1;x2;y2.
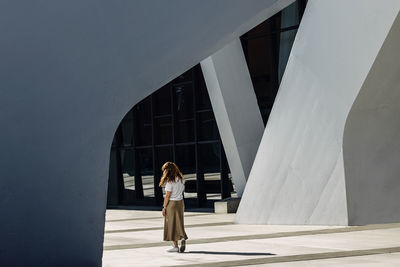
164;200;188;241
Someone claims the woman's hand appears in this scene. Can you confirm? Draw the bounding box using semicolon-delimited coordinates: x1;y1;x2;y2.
162;191;171;217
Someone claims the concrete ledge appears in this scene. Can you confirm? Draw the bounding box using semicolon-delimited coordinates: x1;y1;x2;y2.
215;198;241;214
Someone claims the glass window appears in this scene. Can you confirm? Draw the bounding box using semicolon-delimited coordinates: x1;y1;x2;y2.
137;148;154;197
174;84;194;120
120;149;135;190
155;116;172;145
120;149;134;176
154;85;171;115
176;119;195;143
196;70;212;110
198;111;219;141
278;29;297;82
199;143;220;173
156;146;174;169
175;144;195;175
240;0;306;125
242;25;281;125
135;97;152;146
121;112;134;146
137;148;153;176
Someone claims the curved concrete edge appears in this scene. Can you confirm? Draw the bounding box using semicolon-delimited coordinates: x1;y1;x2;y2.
343;11;400;225
0;1;294;265
236;0;400;225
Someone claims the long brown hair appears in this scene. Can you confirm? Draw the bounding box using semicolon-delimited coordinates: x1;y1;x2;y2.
159;161;184;187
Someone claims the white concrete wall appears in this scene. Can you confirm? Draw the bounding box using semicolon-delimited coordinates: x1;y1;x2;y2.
201;39;265;197
0;0;293;265
236;0;400;225
343;12;400;225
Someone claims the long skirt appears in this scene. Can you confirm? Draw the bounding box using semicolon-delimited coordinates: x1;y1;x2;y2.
164;200;188;241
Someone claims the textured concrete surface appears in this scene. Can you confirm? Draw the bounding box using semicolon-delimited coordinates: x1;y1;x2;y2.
343;11;400;225
102;209;400;266
0;0;294;265
201;39;264;197
252;253;400;267
236;0;400;225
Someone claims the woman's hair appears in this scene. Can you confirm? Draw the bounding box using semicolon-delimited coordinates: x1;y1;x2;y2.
159;161;184;187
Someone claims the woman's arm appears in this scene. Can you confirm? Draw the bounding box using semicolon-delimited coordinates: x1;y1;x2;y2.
162;191;171;216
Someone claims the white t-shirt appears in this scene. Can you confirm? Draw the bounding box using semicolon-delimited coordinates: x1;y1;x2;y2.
165;177;185;200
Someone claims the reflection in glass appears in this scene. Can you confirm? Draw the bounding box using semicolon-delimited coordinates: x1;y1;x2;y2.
120;149;134;190
136;148;154;197
175;84;194;120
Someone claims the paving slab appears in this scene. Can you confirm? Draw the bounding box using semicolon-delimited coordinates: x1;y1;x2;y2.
252;252;400;266
102;210;400;267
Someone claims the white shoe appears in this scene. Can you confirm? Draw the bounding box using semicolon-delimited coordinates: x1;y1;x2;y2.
167;246;179;253
179;238;186;253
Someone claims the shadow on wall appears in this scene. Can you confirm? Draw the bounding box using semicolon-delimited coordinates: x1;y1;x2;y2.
343;12;400;226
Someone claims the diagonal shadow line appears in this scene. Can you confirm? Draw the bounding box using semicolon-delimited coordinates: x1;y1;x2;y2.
171;246;400;267
103;223;400;251
187;251;275;256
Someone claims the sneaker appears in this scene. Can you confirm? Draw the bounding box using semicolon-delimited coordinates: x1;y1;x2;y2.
179;238;186;253
167;246;179;253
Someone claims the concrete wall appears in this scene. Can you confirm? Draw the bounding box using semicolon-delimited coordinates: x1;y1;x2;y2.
236;0;400;225
343;12;400;225
0;0;293;265
201;39;265;197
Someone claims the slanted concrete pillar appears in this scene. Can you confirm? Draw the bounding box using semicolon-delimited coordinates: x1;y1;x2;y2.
236;0;400;225
201;39;264;197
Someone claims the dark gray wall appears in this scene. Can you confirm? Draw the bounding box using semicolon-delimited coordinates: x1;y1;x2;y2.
343;12;400;225
0;1;290;265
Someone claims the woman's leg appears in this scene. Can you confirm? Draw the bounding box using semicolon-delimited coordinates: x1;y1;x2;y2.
173;241;178;247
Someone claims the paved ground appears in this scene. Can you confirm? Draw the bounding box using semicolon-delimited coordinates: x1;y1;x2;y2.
102;209;400;266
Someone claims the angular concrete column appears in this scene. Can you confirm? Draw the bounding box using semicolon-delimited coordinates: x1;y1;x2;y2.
236;0;400;225
201;39;264;197
343;11;400;225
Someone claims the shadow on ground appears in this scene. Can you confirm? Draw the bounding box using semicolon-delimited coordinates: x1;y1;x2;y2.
186;251;275;256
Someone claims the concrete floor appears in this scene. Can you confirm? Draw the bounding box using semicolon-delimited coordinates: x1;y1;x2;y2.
102;210;400;266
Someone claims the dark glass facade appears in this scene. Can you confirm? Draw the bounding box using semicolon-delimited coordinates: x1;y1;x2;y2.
107;0;307;208
108;66;230;207
241;0;307;124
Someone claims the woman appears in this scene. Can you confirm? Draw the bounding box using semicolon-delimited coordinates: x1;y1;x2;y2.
160;161;188;253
